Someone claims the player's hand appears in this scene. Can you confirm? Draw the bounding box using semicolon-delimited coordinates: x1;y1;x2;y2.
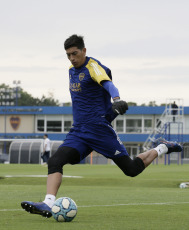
112;100;128;115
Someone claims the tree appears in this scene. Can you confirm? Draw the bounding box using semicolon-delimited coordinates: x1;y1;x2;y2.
0;84;60;106
18;90;38;106
140;103;146;106
38;95;59;106
148;101;157;107
127;102;137;106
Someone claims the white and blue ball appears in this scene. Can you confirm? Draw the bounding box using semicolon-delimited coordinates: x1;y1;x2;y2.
179;183;187;189
51;197;77;222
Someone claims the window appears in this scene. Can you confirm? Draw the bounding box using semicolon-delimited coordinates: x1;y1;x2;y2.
123;144;139;159
47;120;62;132
36;115;67;133
63;115;73;132
116;120;124;132
144;119;152;133
126;119;142;133
64;121;72;132
37;119;44;132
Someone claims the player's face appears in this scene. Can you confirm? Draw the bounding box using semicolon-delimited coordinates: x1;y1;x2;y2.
66;47;86;68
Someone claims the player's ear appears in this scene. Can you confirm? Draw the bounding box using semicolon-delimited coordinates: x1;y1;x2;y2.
82;48;86;55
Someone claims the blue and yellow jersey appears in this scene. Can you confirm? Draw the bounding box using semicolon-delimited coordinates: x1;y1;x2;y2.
69;56;117;125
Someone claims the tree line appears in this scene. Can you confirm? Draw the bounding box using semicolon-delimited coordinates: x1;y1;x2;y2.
0;83;165;107
0;84;59;106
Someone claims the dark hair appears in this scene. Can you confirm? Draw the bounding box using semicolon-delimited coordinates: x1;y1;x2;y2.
64;34;85;50
44;134;48;137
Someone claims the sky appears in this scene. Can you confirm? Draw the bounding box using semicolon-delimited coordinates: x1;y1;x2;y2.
0;0;189;106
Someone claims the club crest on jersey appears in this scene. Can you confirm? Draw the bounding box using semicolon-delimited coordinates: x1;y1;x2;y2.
79;73;85;81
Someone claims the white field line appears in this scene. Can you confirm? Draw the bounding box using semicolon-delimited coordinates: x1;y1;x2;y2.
78;201;189;208
0;201;189;212
4;175;83;178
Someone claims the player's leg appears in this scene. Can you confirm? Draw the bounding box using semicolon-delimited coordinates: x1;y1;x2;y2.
21;129;92;218
46;146;80;196
42;151;50;163
137;149;158;167
43;140;91;207
137;137;183;167
85;123;182;177
21;146;80;218
136;142;171;167
113;148;162;177
46;151;50;162
113;155;145;177
114;138;183;176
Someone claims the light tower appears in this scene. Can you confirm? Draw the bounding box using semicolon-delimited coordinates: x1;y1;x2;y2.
13;80;21;106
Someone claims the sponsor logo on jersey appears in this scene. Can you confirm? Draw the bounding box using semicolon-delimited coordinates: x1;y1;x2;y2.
70;83;81;92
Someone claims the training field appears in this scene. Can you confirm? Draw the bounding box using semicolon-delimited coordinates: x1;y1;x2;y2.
0;164;189;230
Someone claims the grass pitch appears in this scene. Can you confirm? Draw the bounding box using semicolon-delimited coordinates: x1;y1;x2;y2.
0;163;189;230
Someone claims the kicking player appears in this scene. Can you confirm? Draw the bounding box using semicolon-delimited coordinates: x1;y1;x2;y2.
21;34;183;218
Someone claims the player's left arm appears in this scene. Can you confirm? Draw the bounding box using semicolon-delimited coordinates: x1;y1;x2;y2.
102;80;128;115
86;59;128;115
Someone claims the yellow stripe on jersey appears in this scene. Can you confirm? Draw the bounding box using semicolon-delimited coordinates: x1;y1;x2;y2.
86;58;111;85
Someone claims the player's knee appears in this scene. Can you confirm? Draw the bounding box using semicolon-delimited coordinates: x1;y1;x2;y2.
48;154;63;175
48;146;80;175
123;157;145;177
124;168;139;177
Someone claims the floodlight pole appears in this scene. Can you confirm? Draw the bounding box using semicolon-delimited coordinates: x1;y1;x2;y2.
13;80;21;106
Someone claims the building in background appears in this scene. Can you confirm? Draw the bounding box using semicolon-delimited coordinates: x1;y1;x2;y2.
0;103;189;164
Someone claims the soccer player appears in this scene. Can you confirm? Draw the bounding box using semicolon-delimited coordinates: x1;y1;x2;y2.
21;35;182;218
41;134;50;164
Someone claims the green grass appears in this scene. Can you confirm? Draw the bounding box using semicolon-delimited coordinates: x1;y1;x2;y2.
0;164;189;230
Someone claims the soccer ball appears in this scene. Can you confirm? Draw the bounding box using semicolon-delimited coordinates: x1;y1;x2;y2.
51;197;77;222
179;183;187;189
